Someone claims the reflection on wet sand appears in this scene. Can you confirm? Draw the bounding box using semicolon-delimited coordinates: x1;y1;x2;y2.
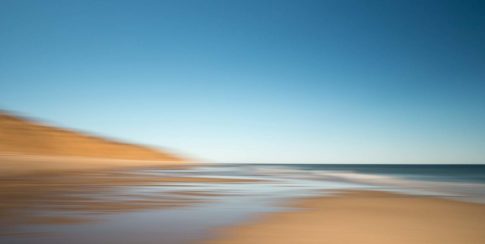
0;167;256;237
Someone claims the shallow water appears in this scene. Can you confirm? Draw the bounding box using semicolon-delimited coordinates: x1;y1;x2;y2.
1;164;484;243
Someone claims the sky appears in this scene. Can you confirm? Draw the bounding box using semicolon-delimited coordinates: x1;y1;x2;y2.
1;0;484;164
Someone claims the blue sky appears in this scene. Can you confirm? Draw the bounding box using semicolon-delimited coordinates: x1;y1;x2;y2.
1;0;484;163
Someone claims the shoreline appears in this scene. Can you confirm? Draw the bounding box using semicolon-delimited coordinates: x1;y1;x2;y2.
0;163;258;235
207;190;485;244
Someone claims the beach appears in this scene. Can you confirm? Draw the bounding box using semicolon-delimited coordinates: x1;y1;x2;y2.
1;163;485;243
209;191;485;244
0;155;189;176
0;161;258;243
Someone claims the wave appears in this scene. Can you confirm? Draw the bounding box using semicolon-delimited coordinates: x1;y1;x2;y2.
250;165;485;203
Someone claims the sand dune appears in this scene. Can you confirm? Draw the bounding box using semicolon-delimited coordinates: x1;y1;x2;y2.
0;112;186;174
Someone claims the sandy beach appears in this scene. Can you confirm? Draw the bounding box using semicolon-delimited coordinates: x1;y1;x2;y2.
209;191;485;244
1;163;485;243
0;163;257;237
0;155;191;176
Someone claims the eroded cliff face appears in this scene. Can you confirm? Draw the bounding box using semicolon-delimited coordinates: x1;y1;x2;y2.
0;112;184;162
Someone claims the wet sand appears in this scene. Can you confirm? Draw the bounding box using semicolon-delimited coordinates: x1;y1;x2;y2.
209;191;485;244
0;164;257;236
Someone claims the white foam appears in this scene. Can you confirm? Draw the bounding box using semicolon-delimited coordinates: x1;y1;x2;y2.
252;166;485;204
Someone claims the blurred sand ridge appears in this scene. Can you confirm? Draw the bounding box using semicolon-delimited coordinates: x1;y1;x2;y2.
0;111;187;174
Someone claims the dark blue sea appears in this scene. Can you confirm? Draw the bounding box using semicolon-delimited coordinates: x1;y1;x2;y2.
256;164;485;184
